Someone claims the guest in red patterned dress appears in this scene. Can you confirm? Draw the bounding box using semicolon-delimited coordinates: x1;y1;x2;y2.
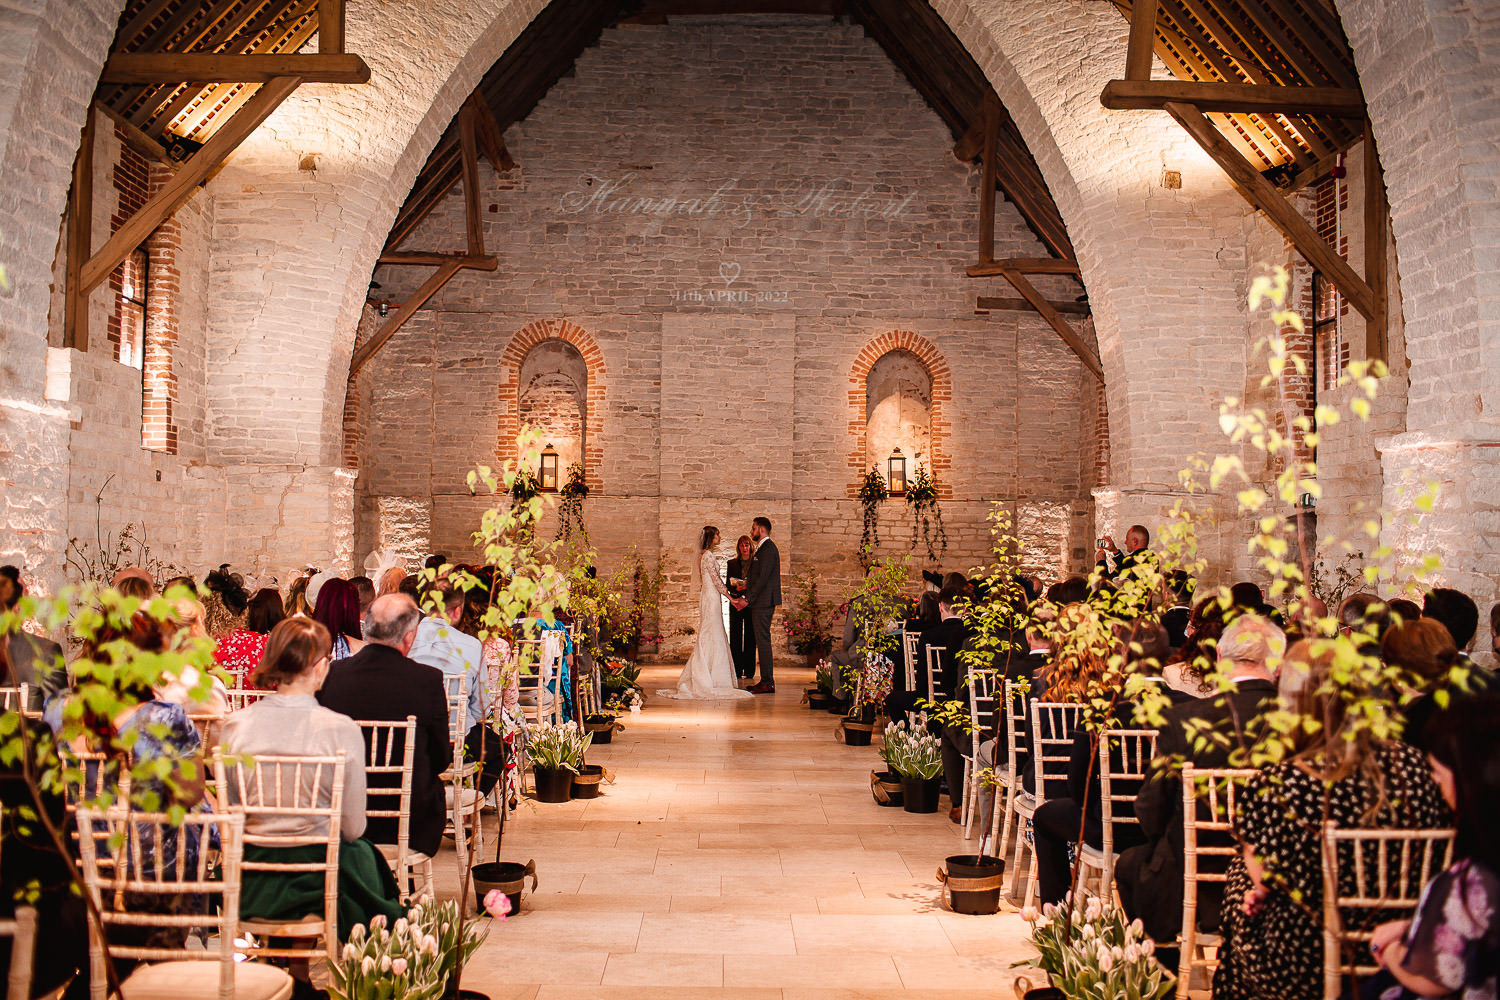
214;588;284;688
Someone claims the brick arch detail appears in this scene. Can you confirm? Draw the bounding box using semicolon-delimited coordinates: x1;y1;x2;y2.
847;331;952;500
497;319;607;491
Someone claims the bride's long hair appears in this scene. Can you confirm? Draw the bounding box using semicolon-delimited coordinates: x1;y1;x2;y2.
699;525;719;552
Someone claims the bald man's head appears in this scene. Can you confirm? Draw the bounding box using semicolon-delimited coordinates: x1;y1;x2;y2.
365;593;421;651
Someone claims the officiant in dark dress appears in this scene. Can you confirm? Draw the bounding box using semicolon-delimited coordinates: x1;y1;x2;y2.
727;534;755;681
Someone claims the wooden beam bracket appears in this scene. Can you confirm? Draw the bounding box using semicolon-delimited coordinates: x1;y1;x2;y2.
1100;79;1365;117
968;257;1080;277
1000;267;1105;381
100;52;370;85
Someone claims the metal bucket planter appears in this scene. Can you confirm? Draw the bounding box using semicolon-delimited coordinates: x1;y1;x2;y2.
937;854;1005;914
472;859;538;916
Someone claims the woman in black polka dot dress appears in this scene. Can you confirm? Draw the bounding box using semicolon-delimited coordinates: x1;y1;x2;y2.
1213;642;1451;1000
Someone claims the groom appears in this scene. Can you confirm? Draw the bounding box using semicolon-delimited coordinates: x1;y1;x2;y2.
732;516;781;694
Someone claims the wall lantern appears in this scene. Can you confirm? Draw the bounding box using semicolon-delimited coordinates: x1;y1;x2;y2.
887;448;907;496
539;445;560;492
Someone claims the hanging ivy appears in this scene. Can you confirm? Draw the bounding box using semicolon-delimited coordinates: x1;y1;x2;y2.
511;468;540;504
906;465;947;562
857;468;888;571
556;462;589;541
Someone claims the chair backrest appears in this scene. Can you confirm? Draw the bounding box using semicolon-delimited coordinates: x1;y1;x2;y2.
441;673;469;751
901;628;920;691
1002;678;1030;779
213;752;345;959
0;684;28;713
225;687;274;712
1097;729;1157;855
1321;825;1454;996
924;645;946;704
513;637;548;726
966;669;999;755
0;906;38;1000
75;809;244;1000
1177;765;1257;999
1029;701;1085;804
356;717;417;864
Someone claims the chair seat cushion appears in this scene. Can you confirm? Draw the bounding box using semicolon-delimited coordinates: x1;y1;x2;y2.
121;960;293;1000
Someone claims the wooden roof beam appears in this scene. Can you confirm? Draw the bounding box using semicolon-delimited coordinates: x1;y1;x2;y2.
101;53;370;85
977;296;1090;315
1001;268;1104;381
351;257;494;374
465;92;517;172
1126;0;1157;80
1101;79;1364;117
968;257;1080;277
80;75;303;293
1164;100;1376;319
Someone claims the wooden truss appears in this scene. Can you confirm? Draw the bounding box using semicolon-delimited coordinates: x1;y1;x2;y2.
350;92;501;375
64;0;370;351
1102;0;1388;362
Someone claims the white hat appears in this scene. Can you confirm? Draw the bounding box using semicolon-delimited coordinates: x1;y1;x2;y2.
306;569;338;610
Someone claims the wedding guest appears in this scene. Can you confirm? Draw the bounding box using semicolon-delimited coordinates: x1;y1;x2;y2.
1338;592;1393;650
215;588;284;686
349;575;376;631
409;581;502;795
116;573;153;601
1213;644;1449;1000
1382;618;1500;752
1363;695;1500;1000
162;575;198;597
1387;597;1422;625
1045;576;1089;606
1422;586;1479;653
158;599;228;717
221;617;403;939
920;587;970;822
317;594;450;858
1116;615;1284;950
111;567;154;592
1095;524;1151;580
285;570;315;618
305;570;337;615
313;578;366;661
376;566;407;598
1162;595;1232;699
0;570;65;708
1160;570;1195;649
972;607;1055;846
200;565;249;639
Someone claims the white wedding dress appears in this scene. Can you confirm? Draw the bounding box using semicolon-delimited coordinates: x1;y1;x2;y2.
658;550;753;701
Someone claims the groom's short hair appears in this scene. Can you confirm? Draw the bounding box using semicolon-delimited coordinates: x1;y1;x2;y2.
753;516;772;533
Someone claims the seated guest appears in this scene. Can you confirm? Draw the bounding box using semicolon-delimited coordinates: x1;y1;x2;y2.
1364;695;1500;1000
1029;621;1180;905
156;598;229;717
115;573;153;601
111;567;154;593
1338;591;1394;651
409;581;503;796
376;565;407;598
0;568;65;709
1422;586;1479;656
285;570;315;618
216;587;285;686
1213;644;1449;1000
318;594;450;859
1387;597;1422;626
1160;570;1195;650
1019;603;1114;798
885;592;941;720
921;588;970;822
1162;595;1232;699
973;607;1055;844
313;578;366;662
221;617;402;939
1116;614;1284;948
200;565;249;639
1382;618;1500;752
349;575;376;633
1045;576;1089;606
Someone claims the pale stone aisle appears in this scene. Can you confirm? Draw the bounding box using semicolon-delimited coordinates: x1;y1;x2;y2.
457;662;1036;1000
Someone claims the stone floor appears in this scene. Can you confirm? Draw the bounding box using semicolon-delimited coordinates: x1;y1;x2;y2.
449;662;1037;1000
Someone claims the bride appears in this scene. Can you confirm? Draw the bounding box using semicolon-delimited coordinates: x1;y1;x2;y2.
658;526;753;701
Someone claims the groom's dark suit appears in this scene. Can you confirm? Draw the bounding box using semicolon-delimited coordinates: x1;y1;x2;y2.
742;537;782;688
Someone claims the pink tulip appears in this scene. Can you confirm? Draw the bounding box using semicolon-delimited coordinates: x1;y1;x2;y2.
391;958;408;976
484;889;512;921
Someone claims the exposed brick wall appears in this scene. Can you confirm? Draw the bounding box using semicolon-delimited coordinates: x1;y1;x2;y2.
105;130;148;358
141;163;180;454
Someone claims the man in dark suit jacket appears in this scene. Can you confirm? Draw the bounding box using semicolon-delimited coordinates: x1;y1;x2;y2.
318;593;452;858
1115;614;1283;947
734;517;782;693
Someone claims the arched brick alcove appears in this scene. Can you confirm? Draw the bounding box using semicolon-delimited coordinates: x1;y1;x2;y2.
847;331;952;499
496;319;607;490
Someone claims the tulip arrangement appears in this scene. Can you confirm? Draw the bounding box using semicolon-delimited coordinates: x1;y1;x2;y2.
328;896;491;1000
1018;894;1174;1000
526;719;593;773
881;720;941;779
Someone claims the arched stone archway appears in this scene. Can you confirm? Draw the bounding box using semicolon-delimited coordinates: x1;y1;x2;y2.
847;332;952;499
497;319;607;490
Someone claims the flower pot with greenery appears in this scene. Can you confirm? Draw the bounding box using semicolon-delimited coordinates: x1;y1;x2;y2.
1014;895;1174;1000
884;719;942;813
329;897;488;1000
527;720;592;802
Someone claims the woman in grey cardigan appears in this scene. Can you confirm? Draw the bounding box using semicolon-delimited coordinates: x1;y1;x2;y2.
220;617;403;939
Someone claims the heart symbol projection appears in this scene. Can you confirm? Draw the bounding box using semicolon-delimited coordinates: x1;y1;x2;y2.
718;262;741;286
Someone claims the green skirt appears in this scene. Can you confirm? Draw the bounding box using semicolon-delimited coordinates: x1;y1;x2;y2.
241;837;404;940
